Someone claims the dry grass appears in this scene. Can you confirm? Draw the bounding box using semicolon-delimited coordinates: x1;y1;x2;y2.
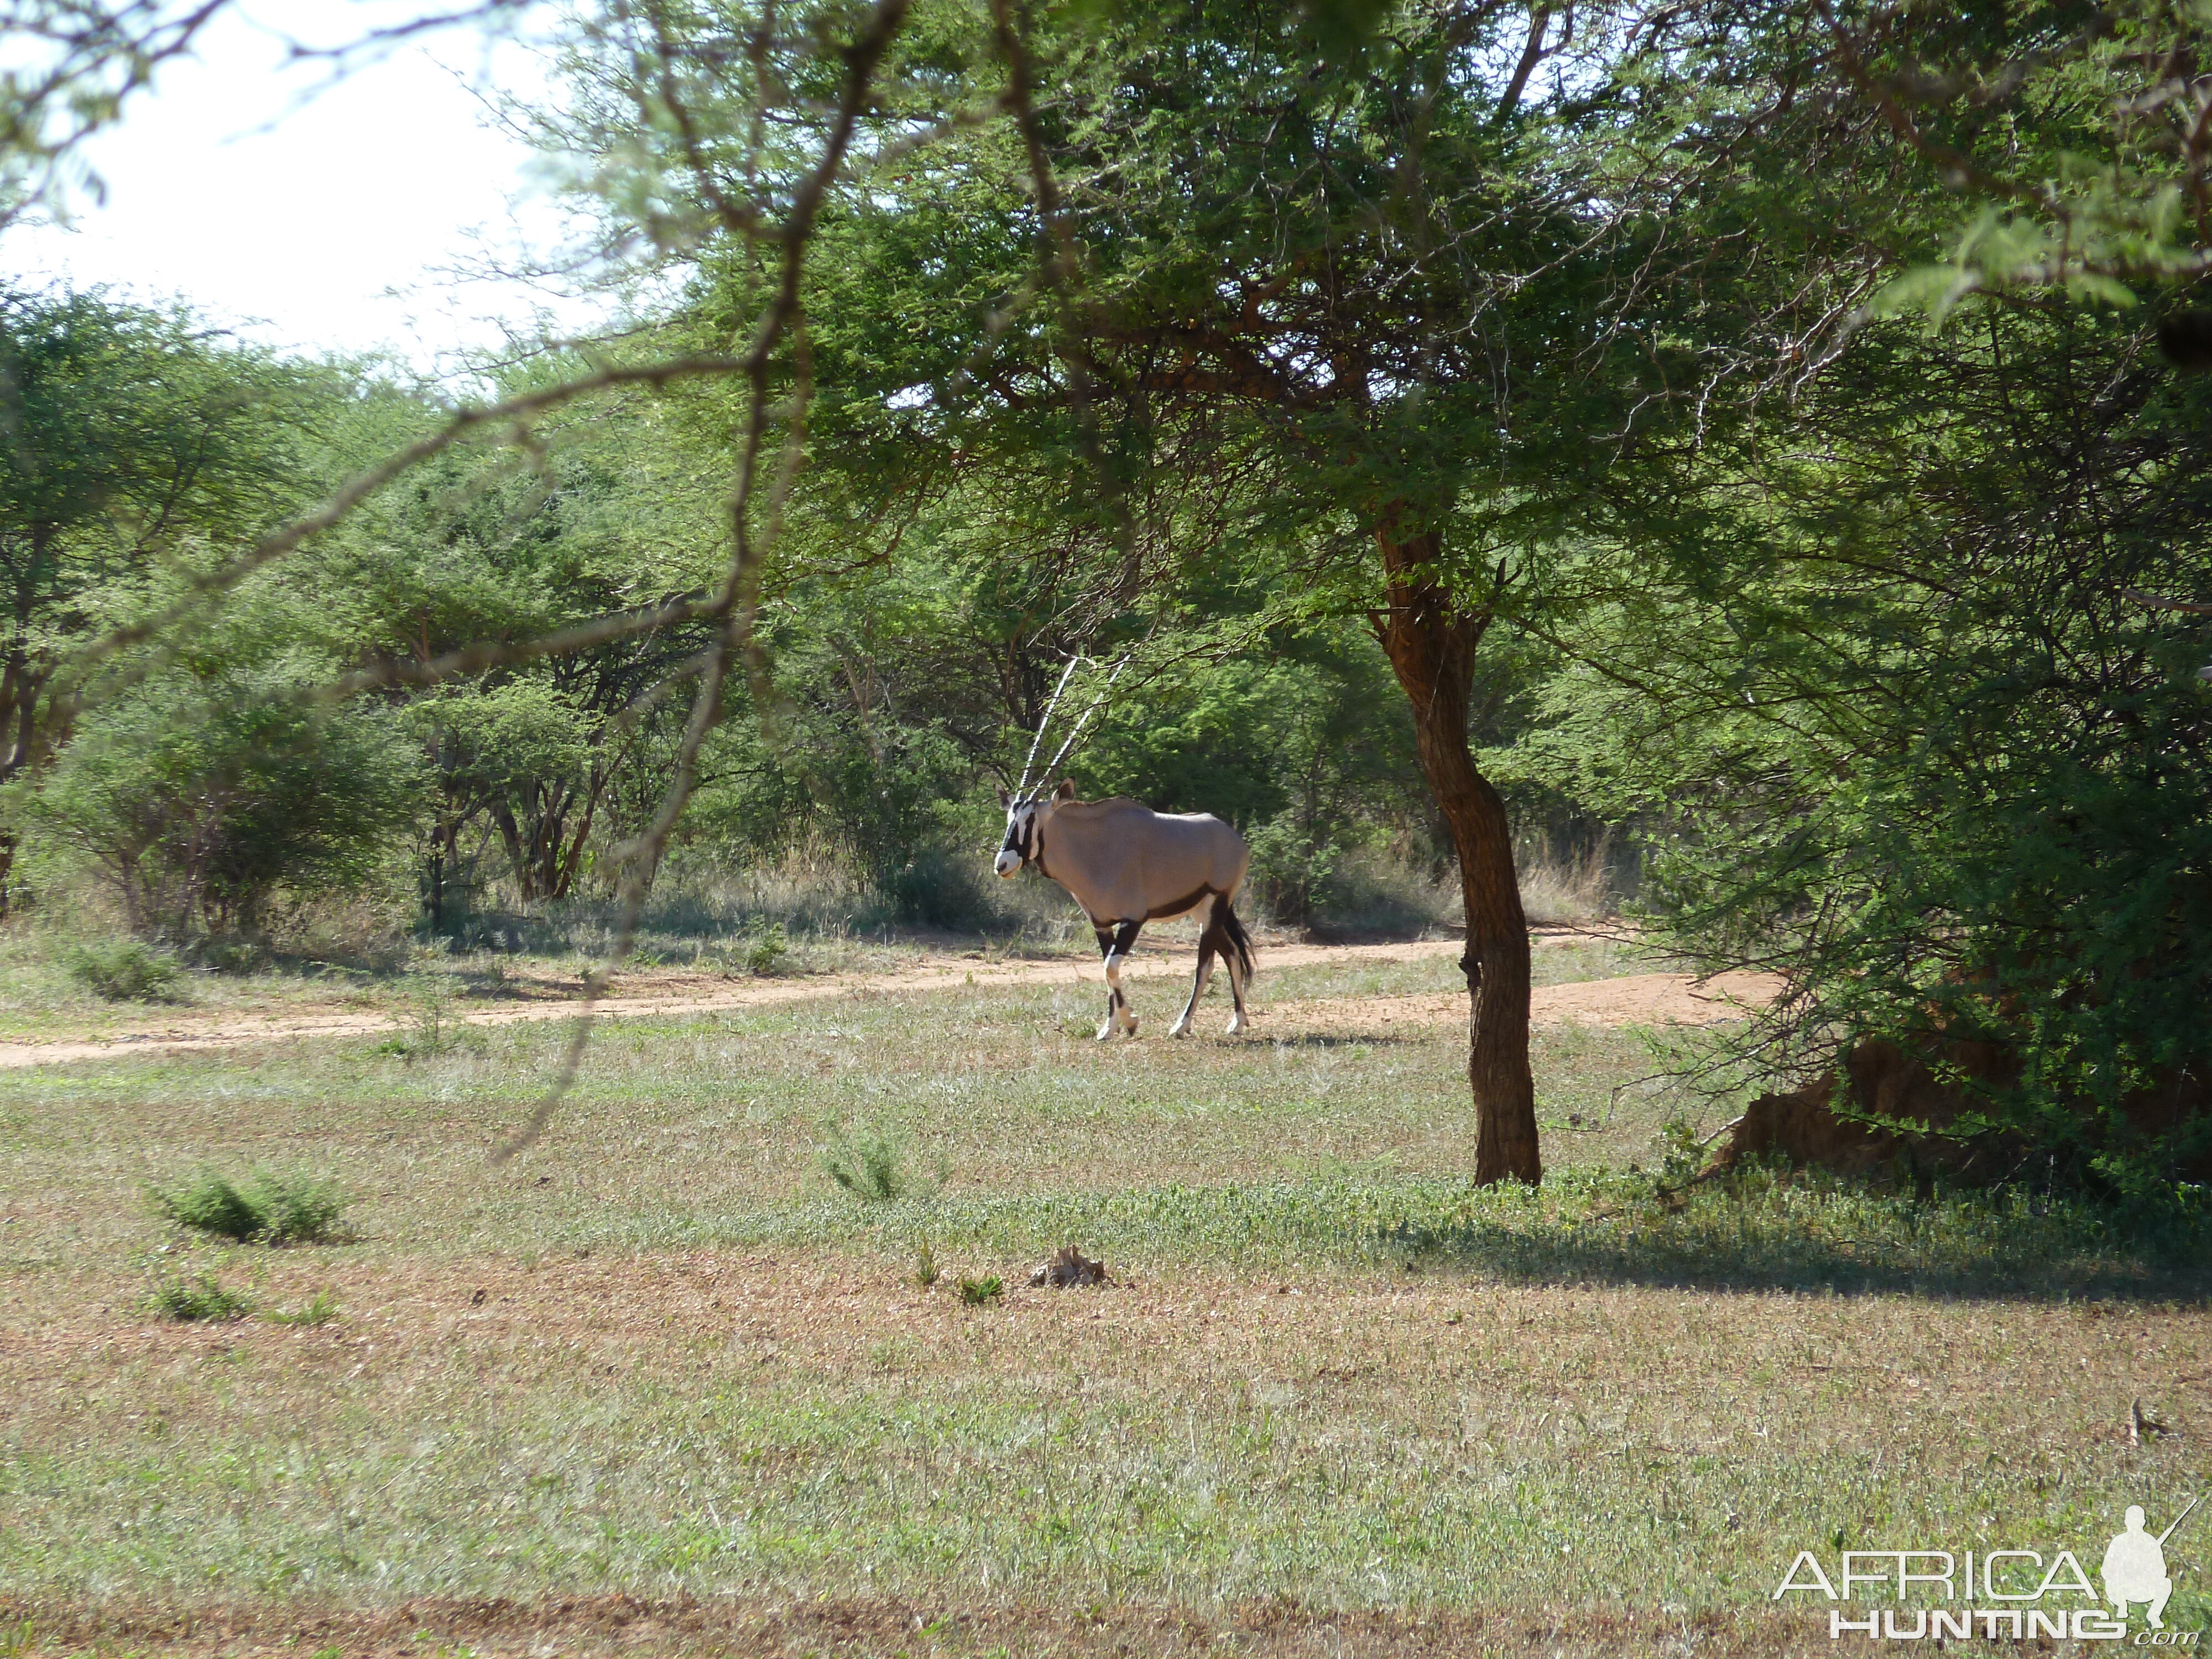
1515;840;1620;929
0;1594;1856;1657
3;1249;2205;1647
0;956;2205;1655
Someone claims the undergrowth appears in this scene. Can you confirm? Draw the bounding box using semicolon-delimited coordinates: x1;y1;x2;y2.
64;940;182;1002
150;1166;352;1245
820;1118;924;1203
148;1271;253;1322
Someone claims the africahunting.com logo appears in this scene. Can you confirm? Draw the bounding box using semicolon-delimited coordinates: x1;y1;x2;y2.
1775;1498;2202;1643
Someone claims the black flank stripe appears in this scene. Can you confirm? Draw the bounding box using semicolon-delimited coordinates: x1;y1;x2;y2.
1145;885;1214;922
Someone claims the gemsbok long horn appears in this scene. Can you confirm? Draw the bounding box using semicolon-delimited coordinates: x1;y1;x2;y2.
1016;656;1082;797
1039;654;1131;782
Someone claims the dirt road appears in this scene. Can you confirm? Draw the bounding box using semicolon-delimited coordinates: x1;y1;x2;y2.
0;937;1778;1068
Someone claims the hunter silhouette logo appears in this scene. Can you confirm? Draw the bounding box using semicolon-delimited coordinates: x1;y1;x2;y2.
2105;1499;2200;1631
1775;1497;2203;1642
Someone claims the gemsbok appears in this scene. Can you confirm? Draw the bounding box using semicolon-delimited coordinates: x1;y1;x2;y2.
994;779;1255;1040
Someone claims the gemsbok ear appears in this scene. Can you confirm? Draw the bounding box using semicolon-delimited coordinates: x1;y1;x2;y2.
1055;779;1076;800
997;786;1010;806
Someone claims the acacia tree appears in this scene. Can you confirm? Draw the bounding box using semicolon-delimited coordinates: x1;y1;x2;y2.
34;0;2178;1177
722;0;1728;1183
0;285;317;901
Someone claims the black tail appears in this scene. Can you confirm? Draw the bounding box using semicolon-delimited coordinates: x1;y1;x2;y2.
1212;894;1255;979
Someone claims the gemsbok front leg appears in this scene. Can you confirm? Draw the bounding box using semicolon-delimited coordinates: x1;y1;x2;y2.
1095;919;1141;1040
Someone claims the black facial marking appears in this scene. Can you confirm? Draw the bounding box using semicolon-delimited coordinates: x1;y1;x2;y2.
1000;807;1036;867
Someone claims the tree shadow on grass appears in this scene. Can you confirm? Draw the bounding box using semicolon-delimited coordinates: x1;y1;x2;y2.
612;1170;2211;1305
1383;1179;2212;1303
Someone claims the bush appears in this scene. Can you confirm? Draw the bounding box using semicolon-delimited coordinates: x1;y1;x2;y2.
375;969;466;1060
268;1288;341;1327
742;922;789;975
1246;813;1345;928
150;1165;351;1245
958;1274;1004;1306
248;1168;351;1245
820;1119;912;1203
25;676;422;938
150;1168;263;1240
149;1271;253;1322
875;846;1003;930
64;940;182;1001
193;937;268;975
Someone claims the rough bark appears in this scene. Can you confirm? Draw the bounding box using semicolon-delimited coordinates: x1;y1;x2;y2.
1373;522;1542;1185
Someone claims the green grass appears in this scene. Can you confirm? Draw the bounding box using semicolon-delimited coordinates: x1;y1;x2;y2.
0;966;2204;1651
266;1287;342;1327
0;982;1672;1262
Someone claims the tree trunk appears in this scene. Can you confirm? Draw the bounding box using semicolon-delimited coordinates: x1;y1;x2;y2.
1373;520;1542;1185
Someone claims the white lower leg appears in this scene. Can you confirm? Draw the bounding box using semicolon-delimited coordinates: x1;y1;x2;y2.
1224;957;1248;1034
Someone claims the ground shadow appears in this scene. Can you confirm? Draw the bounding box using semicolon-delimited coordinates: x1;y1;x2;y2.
1382;1208;2212;1303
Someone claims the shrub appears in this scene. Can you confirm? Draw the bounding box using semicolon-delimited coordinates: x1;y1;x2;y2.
743;922;789;975
377;971;465;1060
958;1275;1003;1306
64;940;182;1001
25;676;422;937
248;1169;351;1245
149;1271;252;1322
194;937;267;975
150;1165;351;1245
1246;813;1345;928
820;1120;910;1203
268;1288;341;1327
150;1168;263;1240
912;1241;939;1288
875;846;1003;930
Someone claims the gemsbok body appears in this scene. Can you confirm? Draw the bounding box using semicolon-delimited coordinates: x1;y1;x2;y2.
995;780;1254;1039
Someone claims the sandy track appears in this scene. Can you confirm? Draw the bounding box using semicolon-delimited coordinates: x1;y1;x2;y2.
0;937;1778;1068
1272;970;1782;1037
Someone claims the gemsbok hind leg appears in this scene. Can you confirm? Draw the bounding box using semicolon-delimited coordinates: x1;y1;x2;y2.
1168;927;1218;1039
1096;920;1141;1040
1218;899;1252;1035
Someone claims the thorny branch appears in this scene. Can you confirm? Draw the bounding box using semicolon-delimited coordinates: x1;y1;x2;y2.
492;0;912;1161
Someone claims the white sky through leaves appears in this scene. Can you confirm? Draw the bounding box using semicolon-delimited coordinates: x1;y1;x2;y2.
4;1;596;373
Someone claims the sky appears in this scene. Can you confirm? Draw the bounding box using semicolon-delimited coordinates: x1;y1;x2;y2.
5;1;603;375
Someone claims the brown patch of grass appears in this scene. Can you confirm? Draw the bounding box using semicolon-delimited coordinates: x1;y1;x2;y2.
2;1591;1844;1657
2;1248;2205;1623
2;960;2204;1641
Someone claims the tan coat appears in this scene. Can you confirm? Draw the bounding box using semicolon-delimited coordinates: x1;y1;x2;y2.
1035;796;1248;926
